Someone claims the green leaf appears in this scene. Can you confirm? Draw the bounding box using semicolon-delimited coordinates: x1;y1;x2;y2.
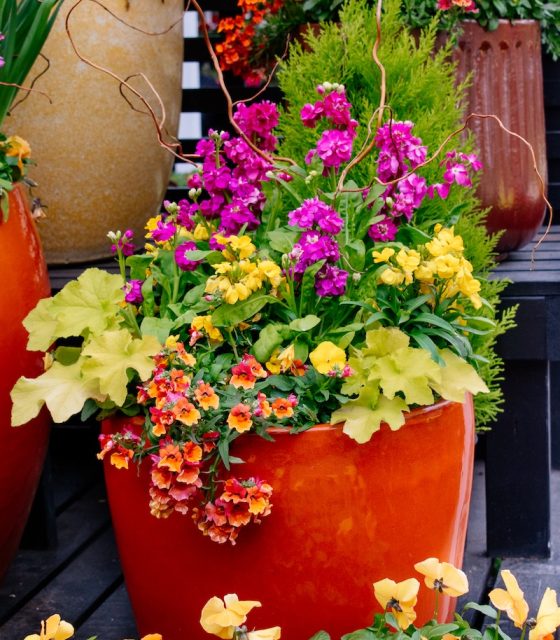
425;624;460;638
432;350;489;402
365;327;410;356
184;249;222;262
252;324;285;362
183;283;207;305
141;317;175;343
53;346;82;366
331;395;408;444
268;227;299;253
81;330;161;405
23;297;59;351
308;632;331;640
341;630;377;640
289;315;321;332
211;291;278;328
462;603;497;619
345;239;366;271
11;360;105;425
126;255;152;281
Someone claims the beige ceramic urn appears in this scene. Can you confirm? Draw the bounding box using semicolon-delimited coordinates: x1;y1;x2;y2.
7;0;183;263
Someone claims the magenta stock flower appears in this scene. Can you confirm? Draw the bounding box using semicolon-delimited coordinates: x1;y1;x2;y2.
123;279;144;304
288;197;344;234
314;129;355;169
315;264;349;297
368;216;399;242
149;219;176;243
175;241;201;271
110;229;135;256
233;101;279;152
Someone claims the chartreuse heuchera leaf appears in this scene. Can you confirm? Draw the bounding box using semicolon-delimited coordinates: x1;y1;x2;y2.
23;268;125;350
332;327;488;443
11;360;105;426
81;330;161;406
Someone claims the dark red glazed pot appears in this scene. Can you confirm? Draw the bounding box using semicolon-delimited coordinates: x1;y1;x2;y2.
454;20;548;255
103;397;475;639
0;184;51;582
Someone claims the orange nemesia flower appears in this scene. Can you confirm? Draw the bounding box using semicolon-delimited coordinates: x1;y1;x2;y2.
195;381;220;410
158;443;184;472
227;403;253;432
173;398;201;426
271;397;294;419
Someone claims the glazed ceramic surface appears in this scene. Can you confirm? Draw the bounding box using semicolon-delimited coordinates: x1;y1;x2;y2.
0;185;51;582
104;397;475;639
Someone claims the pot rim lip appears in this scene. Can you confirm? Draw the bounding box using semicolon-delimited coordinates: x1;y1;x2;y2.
102;397;466;436
459;18;540;26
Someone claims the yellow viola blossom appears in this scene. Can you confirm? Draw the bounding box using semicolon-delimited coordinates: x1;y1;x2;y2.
266;349;282;374
246;628;282;639
373;247;395;263
24;614;74;640
4;135;31;171
373;577;420;629
200;594;261;639
414;557;469;597
489;570;529;629
380;267;405;286
528;588;560;640
191;315;223;342
310;341;346;375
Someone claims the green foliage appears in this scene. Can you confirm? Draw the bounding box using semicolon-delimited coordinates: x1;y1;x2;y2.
276;0;513;428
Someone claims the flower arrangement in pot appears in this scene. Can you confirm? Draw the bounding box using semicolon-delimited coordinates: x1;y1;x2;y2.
401;0;558;255
0;0;62;583
11;0;517;635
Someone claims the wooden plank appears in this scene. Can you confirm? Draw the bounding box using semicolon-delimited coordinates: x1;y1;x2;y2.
0;484;110;624
0;530;122;640
77;583;138;639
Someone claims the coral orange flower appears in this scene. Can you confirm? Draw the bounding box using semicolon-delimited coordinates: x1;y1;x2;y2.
414;557;469;597
195;381;220;410
200;594;261;639
23;613;74;640
271;397;295;419
173;398;201;426
243;354;267;379
488;570;529;628
182;441;203;464
230;361;256;389
227;403;253;432
373;577;420;629
157;443;184;472
529;588;560;640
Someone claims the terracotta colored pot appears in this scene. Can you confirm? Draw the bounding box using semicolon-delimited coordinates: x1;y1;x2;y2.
6;0;183;264
454;20;548;255
103;397;475;639
0;185;51;582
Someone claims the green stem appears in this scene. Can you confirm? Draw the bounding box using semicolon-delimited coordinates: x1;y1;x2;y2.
226;329;239;360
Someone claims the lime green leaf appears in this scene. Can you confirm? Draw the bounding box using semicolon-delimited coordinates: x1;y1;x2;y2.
11;360;104;426
53;346;82;366
23;297;59;351
432;349;489;402
141;317;175;343
252;324;285;362
331;395;408;444
374;348;441;406
81;330;161;405
289;315;321;331
50;269;124;339
365;327;409;356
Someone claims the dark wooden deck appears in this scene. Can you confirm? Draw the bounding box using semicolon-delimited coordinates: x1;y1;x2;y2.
0;421;559;639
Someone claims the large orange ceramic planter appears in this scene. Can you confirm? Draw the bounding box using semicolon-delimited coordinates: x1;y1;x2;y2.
104;397;475;639
0;185;51;582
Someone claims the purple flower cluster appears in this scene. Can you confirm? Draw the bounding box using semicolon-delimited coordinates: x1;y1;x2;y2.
369;121;482;242
123;279;143;304
301;84;358;173
110;229;135;256
287;197;348;298
187;102;279;236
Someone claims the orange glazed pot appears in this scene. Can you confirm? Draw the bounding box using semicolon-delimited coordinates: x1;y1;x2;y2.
104;397;475;639
0;185;51;582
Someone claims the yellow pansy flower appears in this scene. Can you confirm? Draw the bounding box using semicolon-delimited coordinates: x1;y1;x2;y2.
4;135;31;171
265;349;282;374
373;247;395;263
24;614;74;640
529;588;560;640
200;594;261;639
309;341;346;374
489;570;529;629
414;557;469;597
373;577;420;629
380;267;405;286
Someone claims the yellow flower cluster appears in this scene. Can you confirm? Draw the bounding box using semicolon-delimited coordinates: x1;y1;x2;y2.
205;235;284;305
372;225;482;309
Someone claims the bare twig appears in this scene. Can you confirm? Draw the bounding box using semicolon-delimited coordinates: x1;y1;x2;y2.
1;79;52;106
10;54;52;111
